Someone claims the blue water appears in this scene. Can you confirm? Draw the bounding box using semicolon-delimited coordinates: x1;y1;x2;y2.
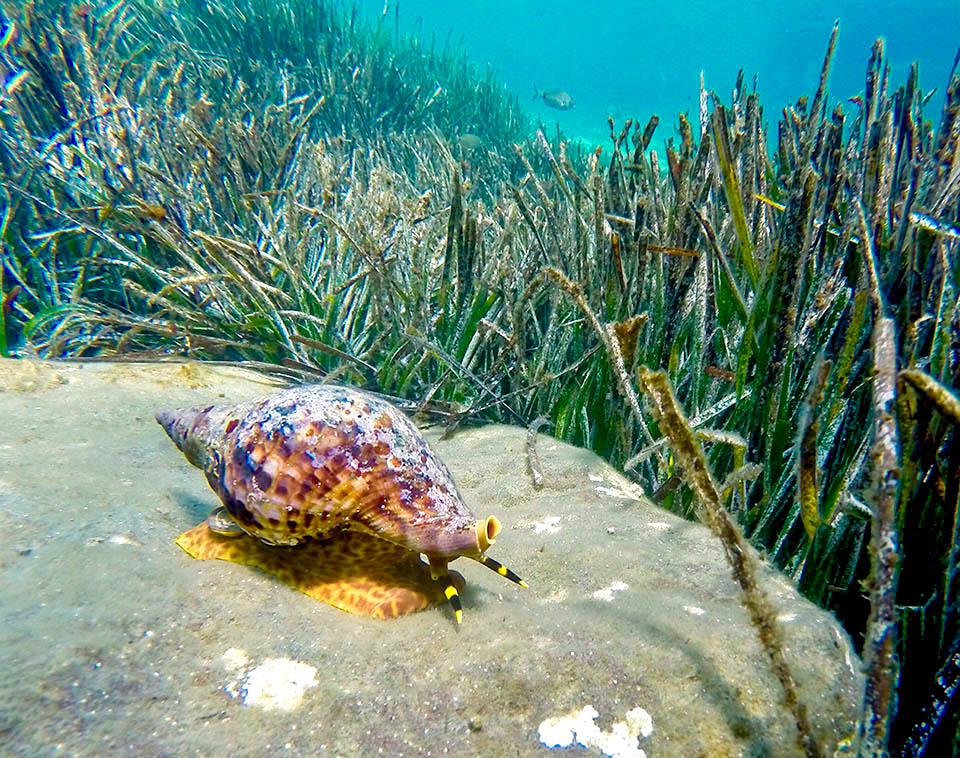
357;1;959;147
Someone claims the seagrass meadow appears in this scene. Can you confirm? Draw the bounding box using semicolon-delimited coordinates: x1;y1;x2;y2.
1;0;959;755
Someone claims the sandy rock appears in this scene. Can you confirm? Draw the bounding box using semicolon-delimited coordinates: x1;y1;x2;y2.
0;359;862;756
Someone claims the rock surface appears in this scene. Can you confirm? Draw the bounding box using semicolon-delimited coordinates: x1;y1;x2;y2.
0;359;863;757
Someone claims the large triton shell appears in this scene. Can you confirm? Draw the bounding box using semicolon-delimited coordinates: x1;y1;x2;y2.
157;385;483;553
157;384;522;620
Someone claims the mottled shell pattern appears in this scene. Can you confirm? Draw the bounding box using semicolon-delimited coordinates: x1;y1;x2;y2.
157;384;524;621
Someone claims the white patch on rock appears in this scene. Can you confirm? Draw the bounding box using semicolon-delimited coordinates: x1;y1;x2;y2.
624;707;654;739
533;516;562;534
545;588;568;604
589;473;604;482
222;648;249;672
108;534;142;547
538;703;653;757
221;648;318;712
594;483;643;501
595;486;623;498
644;521;672;531
592;581;628;602
682;605;705;616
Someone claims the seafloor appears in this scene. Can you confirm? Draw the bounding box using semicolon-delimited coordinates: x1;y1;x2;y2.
0;359;862;757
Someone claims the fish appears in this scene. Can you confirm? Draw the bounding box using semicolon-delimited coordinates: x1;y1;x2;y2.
457;133;483;153
533;86;574;110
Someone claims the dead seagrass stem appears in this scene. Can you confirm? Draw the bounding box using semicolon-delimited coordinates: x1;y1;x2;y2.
856;200;902;758
899;368;960;427
526;415;551;490
541;266;661;462
636;367;822;758
798;357;832;541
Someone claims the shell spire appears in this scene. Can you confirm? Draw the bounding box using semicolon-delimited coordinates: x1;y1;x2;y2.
156;404;225;469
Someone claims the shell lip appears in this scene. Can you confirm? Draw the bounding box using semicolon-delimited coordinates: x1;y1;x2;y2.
475;515;501;554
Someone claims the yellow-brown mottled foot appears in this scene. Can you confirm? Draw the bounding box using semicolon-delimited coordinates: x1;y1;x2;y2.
478;555;528;587
177;522;467;618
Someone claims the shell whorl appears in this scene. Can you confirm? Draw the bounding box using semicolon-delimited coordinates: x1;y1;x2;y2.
157;385;485;559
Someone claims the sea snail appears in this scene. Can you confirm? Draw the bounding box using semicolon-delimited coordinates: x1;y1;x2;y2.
156;384;526;622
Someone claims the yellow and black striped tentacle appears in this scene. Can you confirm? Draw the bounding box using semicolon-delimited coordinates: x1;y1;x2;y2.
426;555;464;624
442;577;464;624
477;555;528;588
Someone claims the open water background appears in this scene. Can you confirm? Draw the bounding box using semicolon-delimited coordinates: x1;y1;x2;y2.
356;0;959;146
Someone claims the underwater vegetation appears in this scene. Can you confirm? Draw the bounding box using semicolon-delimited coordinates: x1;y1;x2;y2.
2;0;960;754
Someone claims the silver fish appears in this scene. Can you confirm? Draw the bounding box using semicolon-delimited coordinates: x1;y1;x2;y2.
533;86;574;110
457;133;483;153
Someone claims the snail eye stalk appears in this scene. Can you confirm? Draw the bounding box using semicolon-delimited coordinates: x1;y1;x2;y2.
477;555;528;587
443;580;463;624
